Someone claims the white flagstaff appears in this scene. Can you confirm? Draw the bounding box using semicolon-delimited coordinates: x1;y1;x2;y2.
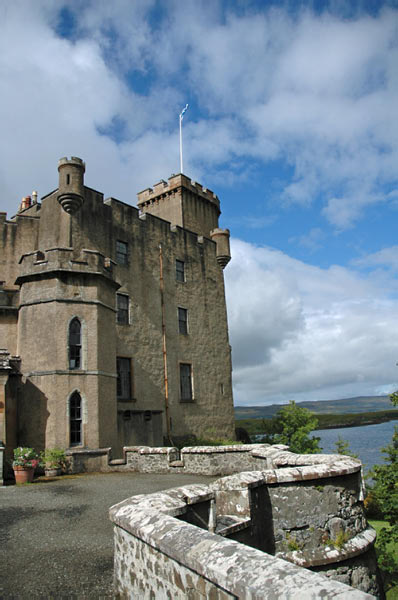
179;104;189;174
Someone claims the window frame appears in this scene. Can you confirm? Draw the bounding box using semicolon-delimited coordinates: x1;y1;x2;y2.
69;391;83;446
176;259;185;282
178;307;188;335
117;356;133;401
68;317;82;370
116;240;128;265
179;362;194;403
116;293;130;325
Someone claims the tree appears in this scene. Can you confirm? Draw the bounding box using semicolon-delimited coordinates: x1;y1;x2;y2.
369;393;398;591
261;400;321;454
334;436;358;458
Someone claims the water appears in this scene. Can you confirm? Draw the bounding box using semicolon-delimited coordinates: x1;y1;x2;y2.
315;420;398;472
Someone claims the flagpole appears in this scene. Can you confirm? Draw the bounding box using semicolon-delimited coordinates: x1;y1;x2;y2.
179;112;183;174
179;104;188;174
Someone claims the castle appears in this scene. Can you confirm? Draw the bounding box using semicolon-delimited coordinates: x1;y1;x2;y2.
0;157;235;470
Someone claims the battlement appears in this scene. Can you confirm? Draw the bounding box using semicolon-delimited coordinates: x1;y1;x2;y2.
58;156;86;170
16;247;117;285
137;173;220;211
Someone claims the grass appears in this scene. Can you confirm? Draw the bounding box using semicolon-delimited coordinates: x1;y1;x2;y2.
369;520;398;599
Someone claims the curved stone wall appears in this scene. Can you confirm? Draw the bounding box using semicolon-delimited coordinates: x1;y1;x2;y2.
109;445;382;598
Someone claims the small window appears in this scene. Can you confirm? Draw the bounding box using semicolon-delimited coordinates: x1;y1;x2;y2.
180;363;193;402
178;307;188;334
66;174;70;185
116;240;128;265
70;392;82;446
176;260;185;282
69;318;81;369
117;294;129;324
117;357;131;401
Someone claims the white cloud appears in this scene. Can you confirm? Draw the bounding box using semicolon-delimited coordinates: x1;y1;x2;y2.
1;2;397;228
1;1;398;406
353;246;398;270
290;227;324;252
226;239;398;405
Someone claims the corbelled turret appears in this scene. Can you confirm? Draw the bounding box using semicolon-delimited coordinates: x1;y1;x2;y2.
57;156;85;214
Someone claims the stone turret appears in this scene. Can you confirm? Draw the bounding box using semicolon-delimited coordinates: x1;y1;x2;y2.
210;228;231;269
57;157;85;214
137;174;221;239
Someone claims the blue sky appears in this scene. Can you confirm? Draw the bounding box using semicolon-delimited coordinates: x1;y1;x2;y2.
1;0;398;406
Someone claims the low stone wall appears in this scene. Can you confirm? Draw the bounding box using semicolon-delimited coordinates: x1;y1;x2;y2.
109;448;382;598
110;474;377;598
66;443;271;474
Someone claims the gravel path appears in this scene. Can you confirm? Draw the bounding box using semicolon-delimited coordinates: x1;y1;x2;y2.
0;471;214;599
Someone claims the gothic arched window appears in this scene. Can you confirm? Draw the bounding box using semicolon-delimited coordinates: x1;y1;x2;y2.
70;392;82;446
69;318;81;369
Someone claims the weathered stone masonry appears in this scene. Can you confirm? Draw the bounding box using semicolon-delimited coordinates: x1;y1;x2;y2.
0;157;235;474
109;445;381;598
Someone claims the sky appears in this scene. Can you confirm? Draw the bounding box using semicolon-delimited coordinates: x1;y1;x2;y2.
1;0;398;407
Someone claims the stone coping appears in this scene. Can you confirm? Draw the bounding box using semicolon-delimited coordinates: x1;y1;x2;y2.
281;527;377;568
181;443;268;454
110;482;374;599
65;447;111;456
63;445;364;489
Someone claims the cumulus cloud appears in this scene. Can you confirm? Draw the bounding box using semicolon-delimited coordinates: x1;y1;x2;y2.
1;1;398;405
226;239;398;405
1;1;397;226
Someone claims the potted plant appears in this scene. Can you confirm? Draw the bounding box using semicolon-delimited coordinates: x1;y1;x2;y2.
41;448;66;477
12;447;40;484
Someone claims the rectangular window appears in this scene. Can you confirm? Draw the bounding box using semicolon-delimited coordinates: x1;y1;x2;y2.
117;357;131;401
176;260;185;282
178;307;188;334
70;393;82;446
116;240;128;265
180;363;193;402
117;294;129;324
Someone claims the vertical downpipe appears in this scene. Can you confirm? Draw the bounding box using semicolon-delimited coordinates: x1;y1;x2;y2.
159;244;172;445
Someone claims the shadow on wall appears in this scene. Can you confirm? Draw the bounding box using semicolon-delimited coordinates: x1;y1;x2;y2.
16;378;49;455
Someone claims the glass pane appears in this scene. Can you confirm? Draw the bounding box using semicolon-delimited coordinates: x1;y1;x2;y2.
178;308;188;334
117;357;131;399
180;364;192;401
117;295;129;324
70;393;82;445
116;241;128;264
176;260;185;282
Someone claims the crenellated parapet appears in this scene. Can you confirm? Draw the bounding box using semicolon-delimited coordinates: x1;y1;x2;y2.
16;247;117;286
137;173;220;212
137;173;222;239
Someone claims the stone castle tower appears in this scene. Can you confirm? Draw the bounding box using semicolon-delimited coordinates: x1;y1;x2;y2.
0;158;235;470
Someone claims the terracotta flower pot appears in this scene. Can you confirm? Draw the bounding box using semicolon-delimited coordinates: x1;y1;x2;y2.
13;466;34;484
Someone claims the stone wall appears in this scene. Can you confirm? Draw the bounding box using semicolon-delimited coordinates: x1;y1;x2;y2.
108;445;382;597
1;157;236;456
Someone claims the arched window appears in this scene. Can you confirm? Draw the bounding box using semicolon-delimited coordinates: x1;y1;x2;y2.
69;318;81;369
70;392;82;446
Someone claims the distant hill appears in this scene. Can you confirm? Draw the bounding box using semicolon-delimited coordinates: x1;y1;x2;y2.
234;396;394;419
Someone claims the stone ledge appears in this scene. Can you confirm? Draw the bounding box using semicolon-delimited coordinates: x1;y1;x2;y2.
281;527;377;568
181;443;268;454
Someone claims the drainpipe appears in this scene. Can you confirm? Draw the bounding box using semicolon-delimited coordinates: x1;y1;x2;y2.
159;244;173;445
